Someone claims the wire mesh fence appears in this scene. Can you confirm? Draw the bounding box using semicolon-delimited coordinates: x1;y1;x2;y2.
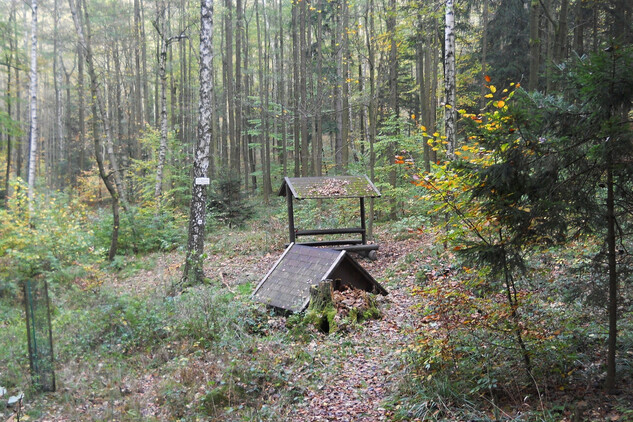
23;279;56;392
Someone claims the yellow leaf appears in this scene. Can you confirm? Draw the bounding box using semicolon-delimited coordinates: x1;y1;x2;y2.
445;104;453;109
432;132;440;138
490;85;497;93
421;125;427;131
485;93;493;98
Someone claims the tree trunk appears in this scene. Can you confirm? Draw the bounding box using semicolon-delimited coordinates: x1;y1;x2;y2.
236;0;245;188
225;0;238;175
69;0;122;259
182;0;214;287
27;0;38;203
528;0;540;91
292;2;300;177
154;1;169;199
299;0;309;176
444;0;456;158
334;5;343;173
78;43;86;173
341;0;350;171
4;0;16;205
604;148;618;393
365;0;376;239
314;0;323;177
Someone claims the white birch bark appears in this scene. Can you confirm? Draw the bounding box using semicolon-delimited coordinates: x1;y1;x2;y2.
444;0;457;158
154;2;169;199
27;0;38;202
182;0;213;286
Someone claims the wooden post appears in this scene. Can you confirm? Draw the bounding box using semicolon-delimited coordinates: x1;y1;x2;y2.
287;184;296;243
360;197;367;244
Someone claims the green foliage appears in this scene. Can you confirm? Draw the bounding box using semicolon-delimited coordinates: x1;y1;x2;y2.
129;125;192;206
0;179;103;288
371;114;426;220
206;173;254;228
92;202;186;255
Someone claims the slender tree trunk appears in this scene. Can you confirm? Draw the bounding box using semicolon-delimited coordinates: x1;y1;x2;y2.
182;0;214;287
69;0;123;259
225;0;238;175
236;0;245;188
334;5;343;172
604;148;618;393
529;0;540;91
315;0;323;177
299;0;309;176
444;0;456;158
155;1;169;198
292;2;300;177
365;0;376;238
53;0;64;189
481;0;489;104
27;0;38;203
78;44;86;172
5;0;16;205
278;0;287;176
341;0;350;171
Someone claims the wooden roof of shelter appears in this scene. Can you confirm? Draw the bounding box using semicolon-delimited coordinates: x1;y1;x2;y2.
252;243;387;312
278;175;381;200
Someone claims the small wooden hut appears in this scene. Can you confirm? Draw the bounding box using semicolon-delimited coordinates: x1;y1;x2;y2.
252;243;387;312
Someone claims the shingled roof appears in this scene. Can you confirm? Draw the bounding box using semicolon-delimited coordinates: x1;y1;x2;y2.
252;243;387;312
278;175;381;199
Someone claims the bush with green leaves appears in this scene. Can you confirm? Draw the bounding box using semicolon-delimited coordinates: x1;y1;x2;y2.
0;180;103;290
92;202;186;255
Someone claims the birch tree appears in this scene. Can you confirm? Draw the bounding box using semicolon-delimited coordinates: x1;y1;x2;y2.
27;0;38;203
444;0;456;158
181;0;214;286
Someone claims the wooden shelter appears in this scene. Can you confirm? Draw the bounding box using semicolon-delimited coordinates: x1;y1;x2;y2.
252;243;388;312
278;175;381;258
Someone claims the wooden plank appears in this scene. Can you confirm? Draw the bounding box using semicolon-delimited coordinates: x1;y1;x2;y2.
296;239;364;246
295;228;365;236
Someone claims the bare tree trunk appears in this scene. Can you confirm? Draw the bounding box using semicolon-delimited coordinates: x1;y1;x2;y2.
299;0;309;176
334;5;343;172
236;0;245;188
341;0;350;171
27;0;38;203
278;0;287;176
225;0;238;175
528;0;540;91
604;149;617;392
444;0;456;158
78;44;86;173
4;0;17;205
481;0;489;104
365;0;377;239
182;0;214;287
53;0;64;189
292;1;300;177
315;0;323;177
154;1;169;199
69;0;123;259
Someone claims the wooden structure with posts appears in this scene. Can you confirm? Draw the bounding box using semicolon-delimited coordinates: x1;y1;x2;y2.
278;175;381;259
252;243;387;312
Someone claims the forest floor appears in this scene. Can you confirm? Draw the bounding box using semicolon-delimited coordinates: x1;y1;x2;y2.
104;228;432;421
3;217;633;421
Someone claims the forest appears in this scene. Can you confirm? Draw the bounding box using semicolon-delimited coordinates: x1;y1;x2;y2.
1;0;632;419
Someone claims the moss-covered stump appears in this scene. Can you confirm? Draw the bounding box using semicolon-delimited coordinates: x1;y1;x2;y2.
306;280;337;334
